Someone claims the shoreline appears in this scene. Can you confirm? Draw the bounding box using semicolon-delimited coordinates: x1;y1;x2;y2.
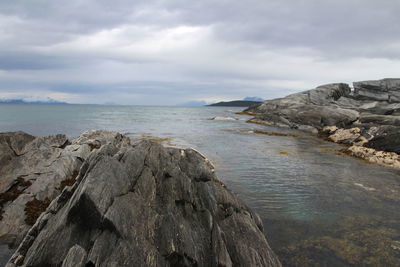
236;78;400;171
238;111;400;170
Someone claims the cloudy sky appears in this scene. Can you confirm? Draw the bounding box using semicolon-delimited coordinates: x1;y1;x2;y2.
1;0;399;105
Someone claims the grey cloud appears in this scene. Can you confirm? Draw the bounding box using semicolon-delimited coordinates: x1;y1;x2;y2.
0;51;78;70
2;0;400;54
3;0;400;52
166;0;400;58
0;0;399;104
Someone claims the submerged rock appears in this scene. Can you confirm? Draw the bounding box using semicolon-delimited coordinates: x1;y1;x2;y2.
0;130;130;247
209;116;238;121
6;139;281;267
278;215;400;267
347;146;400;169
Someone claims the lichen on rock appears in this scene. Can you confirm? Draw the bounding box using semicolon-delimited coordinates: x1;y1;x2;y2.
0;130;130;247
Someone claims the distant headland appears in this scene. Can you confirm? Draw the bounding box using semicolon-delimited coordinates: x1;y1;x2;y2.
208;97;264;107
0;98;69;105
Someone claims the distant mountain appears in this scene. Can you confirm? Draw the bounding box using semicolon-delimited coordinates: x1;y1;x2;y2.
179;100;208;106
0;98;69;105
243;96;264;102
103;102;118;105
208;100;262;107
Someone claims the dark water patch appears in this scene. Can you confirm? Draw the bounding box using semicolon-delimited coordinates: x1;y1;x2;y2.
276;215;400;266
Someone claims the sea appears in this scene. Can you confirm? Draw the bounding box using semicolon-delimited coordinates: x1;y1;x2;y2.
1;104;399;266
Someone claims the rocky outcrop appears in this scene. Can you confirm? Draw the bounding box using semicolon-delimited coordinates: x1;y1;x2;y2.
0;130;130;247
245;78;400;169
353;78;400;102
7;140;281;267
246;83;359;132
359;114;400;126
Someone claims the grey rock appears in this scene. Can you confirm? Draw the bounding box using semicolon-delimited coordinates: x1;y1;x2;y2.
353;78;400;102
360;102;400;115
364;126;400;154
8;140;281;267
256;105;359;130
244;79;400;157
0;130;130;247
302;83;351;105
247;83;358;130
334;97;400;114
284;83;351;106
0;132;35;177
61;245;88;267
71;129;130;147
250;83;351;113
359;114;400;126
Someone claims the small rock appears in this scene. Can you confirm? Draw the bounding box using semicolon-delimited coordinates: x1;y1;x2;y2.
328;128;361;144
210;116;238;121
322;126;338;134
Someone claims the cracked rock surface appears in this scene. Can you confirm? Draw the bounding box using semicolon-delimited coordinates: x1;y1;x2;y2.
7;140;281;267
245;83;359;133
0;130;130;247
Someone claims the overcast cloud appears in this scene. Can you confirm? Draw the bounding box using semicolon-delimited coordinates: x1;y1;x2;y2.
0;0;399;105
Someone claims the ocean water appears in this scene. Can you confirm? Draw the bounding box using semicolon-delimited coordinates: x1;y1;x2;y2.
1;104;400;266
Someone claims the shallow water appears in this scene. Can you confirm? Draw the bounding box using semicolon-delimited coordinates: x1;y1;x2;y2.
1;104;399;266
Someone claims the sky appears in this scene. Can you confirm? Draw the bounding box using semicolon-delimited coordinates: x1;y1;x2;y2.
0;0;400;105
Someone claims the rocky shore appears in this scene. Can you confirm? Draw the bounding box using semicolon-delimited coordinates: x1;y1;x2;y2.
0;130;281;267
244;78;400;169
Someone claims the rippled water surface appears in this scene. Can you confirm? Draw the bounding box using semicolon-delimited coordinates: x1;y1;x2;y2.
1;105;400;266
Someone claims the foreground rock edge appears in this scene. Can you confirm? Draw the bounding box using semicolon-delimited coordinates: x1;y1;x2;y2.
5;133;281;267
0;130;130;247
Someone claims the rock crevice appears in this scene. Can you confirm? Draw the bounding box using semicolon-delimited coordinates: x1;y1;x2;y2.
0;130;130;247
